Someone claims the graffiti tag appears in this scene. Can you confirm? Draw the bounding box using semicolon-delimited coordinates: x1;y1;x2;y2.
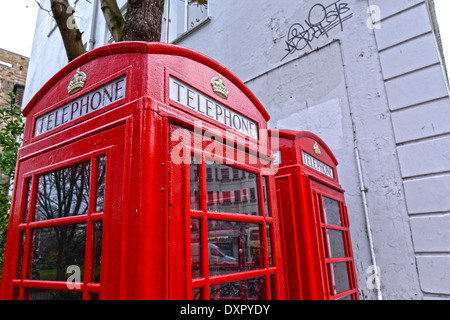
281;0;353;61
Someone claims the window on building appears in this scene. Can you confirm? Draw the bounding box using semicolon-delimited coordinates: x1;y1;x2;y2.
220;168;230;181
166;0;209;43
13;84;25;107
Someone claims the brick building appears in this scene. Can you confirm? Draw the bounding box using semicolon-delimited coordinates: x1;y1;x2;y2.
0;48;29;109
0;49;29;183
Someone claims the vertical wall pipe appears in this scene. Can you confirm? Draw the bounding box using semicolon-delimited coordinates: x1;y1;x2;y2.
88;0;99;51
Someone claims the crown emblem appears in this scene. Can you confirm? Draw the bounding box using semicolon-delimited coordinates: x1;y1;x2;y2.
313;142;321;157
68;68;87;95
211;75;229;99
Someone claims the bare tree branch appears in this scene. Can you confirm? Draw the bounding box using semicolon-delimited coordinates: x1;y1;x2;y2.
34;0;53;17
50;0;87;62
37;0;168;62
100;0;125;42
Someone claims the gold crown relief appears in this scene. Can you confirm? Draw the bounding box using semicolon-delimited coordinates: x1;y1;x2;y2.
68;68;87;95
313;142;321;157
211;75;229;99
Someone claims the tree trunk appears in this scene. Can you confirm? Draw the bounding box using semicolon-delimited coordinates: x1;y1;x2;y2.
122;0;165;42
50;0;87;62
100;0;125;42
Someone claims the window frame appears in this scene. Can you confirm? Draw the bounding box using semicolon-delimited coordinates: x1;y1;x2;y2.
12;147;111;300
165;0;211;44
312;182;359;300
184;147;277;300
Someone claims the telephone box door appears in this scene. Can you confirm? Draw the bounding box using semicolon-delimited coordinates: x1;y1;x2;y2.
1;125;126;300
168;124;284;300
310;180;359;300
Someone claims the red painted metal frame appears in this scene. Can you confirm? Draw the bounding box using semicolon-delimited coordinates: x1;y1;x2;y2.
0;42;282;300
167;124;285;299
3;120;128;299
271;129;359;300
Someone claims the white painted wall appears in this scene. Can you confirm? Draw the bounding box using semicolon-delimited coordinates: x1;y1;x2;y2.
23;0;450;299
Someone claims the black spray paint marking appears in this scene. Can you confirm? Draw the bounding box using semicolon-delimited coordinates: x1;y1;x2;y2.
281;0;353;61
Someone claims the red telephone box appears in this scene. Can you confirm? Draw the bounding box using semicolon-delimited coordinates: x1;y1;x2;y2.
272;130;359;300
0;42;285;300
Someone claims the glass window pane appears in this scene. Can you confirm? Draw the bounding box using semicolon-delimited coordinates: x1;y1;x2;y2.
92;222;102;283
210;276;266;300
322;228;329;258
27;288;82;300
322;196;342;226
89;293;100;300
207;220;263;276
22;178;32;223
190;219;202;279
15;231;26;278
266;224;274;267
188;0;208;30
327;229;346;258
190;156;201;211
95;156;106;212
13;287;20;300
192;287;202;300
168;0;186;41
262;177;270;216
35;161;90;221
30;224;87;282
331;262;350;294
206;162;261;215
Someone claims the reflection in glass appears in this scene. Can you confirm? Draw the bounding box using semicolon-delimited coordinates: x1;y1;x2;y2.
35;161;90;221
322;196;342;226
210;277;266;300
190;156;201;211
192;287;202;300
89;293;100;300
27;288;82;300
207;220;262;276
190;219;202;279
22;178;32;223
206;162;260;215
266;224;274;267
92;222;102;283
13;287;20;300
262;177;270;216
188;0;208;29
168;0;208;42
95;156;106;212
15;231;26;279
168;0;185;41
30;224;87;282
